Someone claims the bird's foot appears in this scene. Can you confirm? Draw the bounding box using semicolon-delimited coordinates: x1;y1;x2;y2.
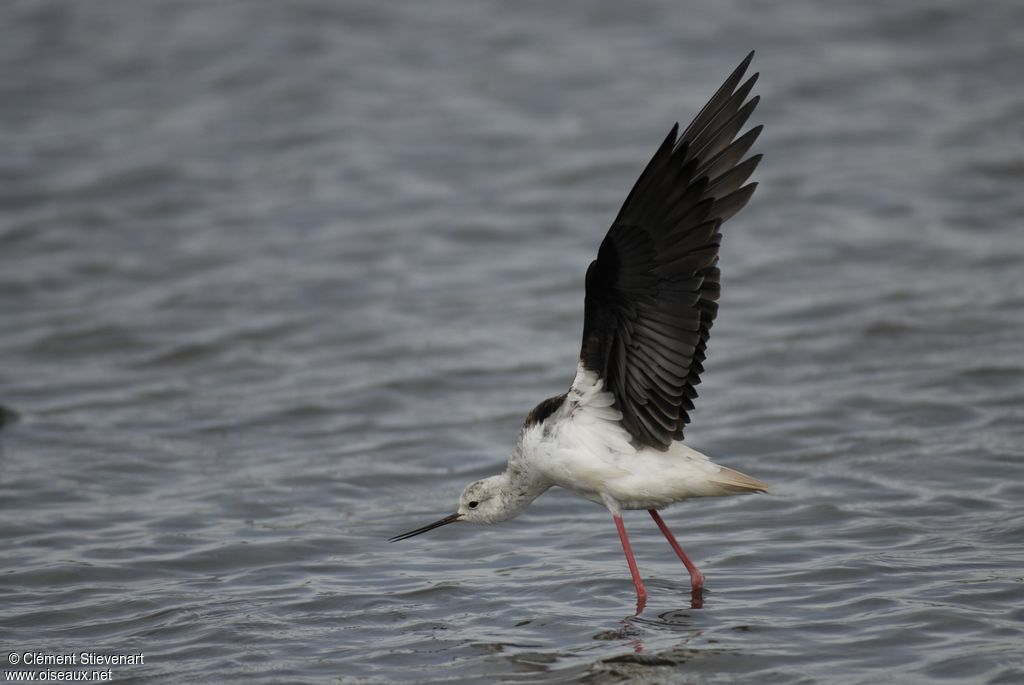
690;585;706;610
634;592;648;615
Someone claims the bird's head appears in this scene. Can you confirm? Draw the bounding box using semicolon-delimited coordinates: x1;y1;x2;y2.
455;475;514;524
388;474;523;542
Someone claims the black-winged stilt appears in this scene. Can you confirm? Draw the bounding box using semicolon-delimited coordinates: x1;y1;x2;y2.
390;52;767;613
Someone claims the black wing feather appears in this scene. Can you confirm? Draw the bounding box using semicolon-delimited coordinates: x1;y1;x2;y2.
579;52;762;449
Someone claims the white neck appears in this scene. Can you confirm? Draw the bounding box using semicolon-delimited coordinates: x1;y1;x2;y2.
482;467;550;523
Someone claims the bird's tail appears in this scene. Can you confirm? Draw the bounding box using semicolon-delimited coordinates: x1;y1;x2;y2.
712;465;769;494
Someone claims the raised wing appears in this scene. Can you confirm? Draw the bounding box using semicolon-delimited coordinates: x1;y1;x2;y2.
579;52;762;450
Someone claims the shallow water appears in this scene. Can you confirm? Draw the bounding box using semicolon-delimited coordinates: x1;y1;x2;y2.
2;1;1023;683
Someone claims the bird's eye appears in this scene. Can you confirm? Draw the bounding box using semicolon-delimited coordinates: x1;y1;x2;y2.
468;501;479;509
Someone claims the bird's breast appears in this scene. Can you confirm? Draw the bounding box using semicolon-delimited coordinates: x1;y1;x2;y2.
521;411;730;510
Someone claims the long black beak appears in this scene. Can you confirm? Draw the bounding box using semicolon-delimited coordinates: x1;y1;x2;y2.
388;512;462;542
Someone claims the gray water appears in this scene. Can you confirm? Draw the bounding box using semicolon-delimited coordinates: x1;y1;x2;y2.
2;1;1023;683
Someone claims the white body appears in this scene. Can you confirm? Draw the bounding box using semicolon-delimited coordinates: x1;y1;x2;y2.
501;364;765;517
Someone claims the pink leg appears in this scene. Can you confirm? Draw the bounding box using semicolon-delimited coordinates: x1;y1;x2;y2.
648;509;705;591
613;514;647;614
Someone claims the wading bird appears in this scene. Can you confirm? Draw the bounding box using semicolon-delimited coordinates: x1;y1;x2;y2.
390;52;767;613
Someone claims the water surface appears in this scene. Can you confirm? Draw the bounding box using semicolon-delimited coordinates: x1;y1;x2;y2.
2;1;1023;683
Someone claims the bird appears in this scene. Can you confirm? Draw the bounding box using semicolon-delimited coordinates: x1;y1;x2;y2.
389;52;768;613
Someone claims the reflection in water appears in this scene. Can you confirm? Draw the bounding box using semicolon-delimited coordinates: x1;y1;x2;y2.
654;607;703;628
590;610;707;677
